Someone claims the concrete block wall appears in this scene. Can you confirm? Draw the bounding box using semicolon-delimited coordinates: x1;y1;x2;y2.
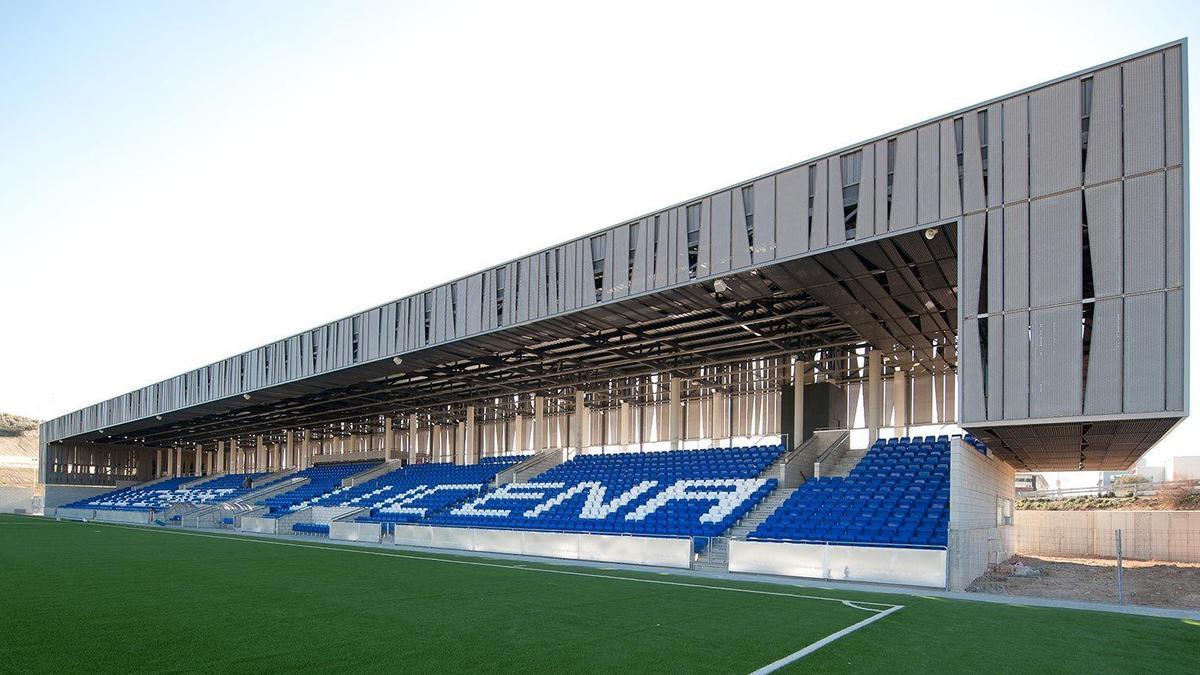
947;440;1016;590
1016;510;1200;563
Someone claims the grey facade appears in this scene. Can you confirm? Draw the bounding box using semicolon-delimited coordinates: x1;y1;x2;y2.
41;42;1187;480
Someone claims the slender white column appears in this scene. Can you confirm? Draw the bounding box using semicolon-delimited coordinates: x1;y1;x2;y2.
256;435;265;472
533;396;545;451
156;449;163;477
668;377;683;450
572;390;587;452
464;406;476;464
408;414;418;464
514;414;526;453
384;418;395;460
867;350;882;444
893;368;908;437
793;361;805;447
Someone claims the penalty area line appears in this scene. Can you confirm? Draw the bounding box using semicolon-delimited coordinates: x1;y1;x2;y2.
64;518;901;612
748;604;904;674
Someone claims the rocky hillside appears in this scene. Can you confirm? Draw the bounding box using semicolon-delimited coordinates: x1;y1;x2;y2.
0;413;39;486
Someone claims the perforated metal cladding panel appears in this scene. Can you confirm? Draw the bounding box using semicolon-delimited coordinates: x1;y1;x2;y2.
827;157;845;246
653;213;672;288
916;124;940;224
775;166;808;257
1165;46;1183;167
963;112;986;212
1030;192;1082;307
752;177;776;264
698;196;713;278
1030;80;1082;198
939;119;962;218
1085;66;1122;185
1002;96;1029;202
890;131;917;231
961;318;984;421
1123;52;1166;175
1123;292;1166;413
987;209;1005;312
630;219;649;294
985;103;1004;208
1124;172;1166;293
1004;311;1030;419
856;145;876;239
873;140;889;233
987;317;1005;421
961;212;985;318
1167;167;1184;288
1167;288;1184;411
810;161;828;249
731;189;752;270
1085;183;1123;297
1003;204;1029;310
710;191;732;275
1085;298;1123;415
1029;305;1083;417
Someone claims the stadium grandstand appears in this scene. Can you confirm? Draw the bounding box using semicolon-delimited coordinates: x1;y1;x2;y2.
40;42;1187;592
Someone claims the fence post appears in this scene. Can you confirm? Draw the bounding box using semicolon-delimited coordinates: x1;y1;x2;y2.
1115;529;1124;605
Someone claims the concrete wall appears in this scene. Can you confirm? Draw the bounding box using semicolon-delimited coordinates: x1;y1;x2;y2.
728;540;947;588
947;440;1016;590
42;484;121;510
1016;510;1200;563
0;486;34;513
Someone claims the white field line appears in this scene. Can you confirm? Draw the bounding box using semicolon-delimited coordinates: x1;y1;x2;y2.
748;604;905;674
61;518;901;612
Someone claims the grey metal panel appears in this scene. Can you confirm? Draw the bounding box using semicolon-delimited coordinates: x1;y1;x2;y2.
1123;292;1166;413
857;145;875;239
1003;203;1029;310
730;187;752;270
827;156;845;246
986;209;1004;312
611;225;630;298
963;111;985;212
911;375;934;425
1003;311;1029;419
602;233;616;301
1030;192;1082;307
698;196;712;279
985;103;1003;208
961;212;985;319
454;280;468;338
535;254;549;317
480;271;495;331
630;219;648;294
1084;298;1123;414
1166;288;1184;411
1085;66;1122;185
890;131;917;231
916;123;940;224
939;119;962;218
752;176;776;264
961;318;984;422
674;206;689;284
1084;182;1123;298
873;140;889;233
1123;52;1165;175
1002;96;1029;202
1165;46;1183;167
653;213;671;289
811;160;828;249
987;317;1004;421
561;245;576;311
1029;304;1083;418
432;286;446;344
1123;172;1166;293
1030;79;1081;198
1166;167;1183;287
775;166;808;257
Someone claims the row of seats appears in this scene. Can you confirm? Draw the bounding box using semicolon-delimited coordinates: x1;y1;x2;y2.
346;458;526;524
749;437;961;548
292;522;331;535
423;446;785;547
62;473;268;511
260;461;382;517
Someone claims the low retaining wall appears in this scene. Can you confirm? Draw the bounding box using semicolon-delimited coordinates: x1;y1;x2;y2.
92;509;152;525
54;507;95;520
728;540;948;588
330;521;382;543
240;516;279;534
1016;510;1200;563
392;525;693;569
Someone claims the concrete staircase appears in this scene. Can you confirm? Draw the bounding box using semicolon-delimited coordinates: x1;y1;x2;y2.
821;446;870;477
692;452;797;572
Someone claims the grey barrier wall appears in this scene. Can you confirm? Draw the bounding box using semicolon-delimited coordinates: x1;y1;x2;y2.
1016;510;1200;563
240;516;279;534
0;486;34;513
392;524;693;569
947;440;1017;590
727;539;947;588
53;507;95;520
329;521;382;543
92;509;152;525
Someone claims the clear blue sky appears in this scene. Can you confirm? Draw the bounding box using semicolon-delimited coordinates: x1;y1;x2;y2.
2;1;1198;476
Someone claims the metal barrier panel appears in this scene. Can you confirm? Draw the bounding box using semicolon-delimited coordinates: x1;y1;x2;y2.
729;540;948;588
54;507;95;520
388;524;692;569
93;509;151;525
329;521;381;543
470;528;524;555
239;516;278;534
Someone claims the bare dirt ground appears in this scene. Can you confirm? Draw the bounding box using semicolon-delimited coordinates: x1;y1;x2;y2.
968;554;1200;609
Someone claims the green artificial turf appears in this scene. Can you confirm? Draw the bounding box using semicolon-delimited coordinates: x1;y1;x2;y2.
0;513;1196;673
